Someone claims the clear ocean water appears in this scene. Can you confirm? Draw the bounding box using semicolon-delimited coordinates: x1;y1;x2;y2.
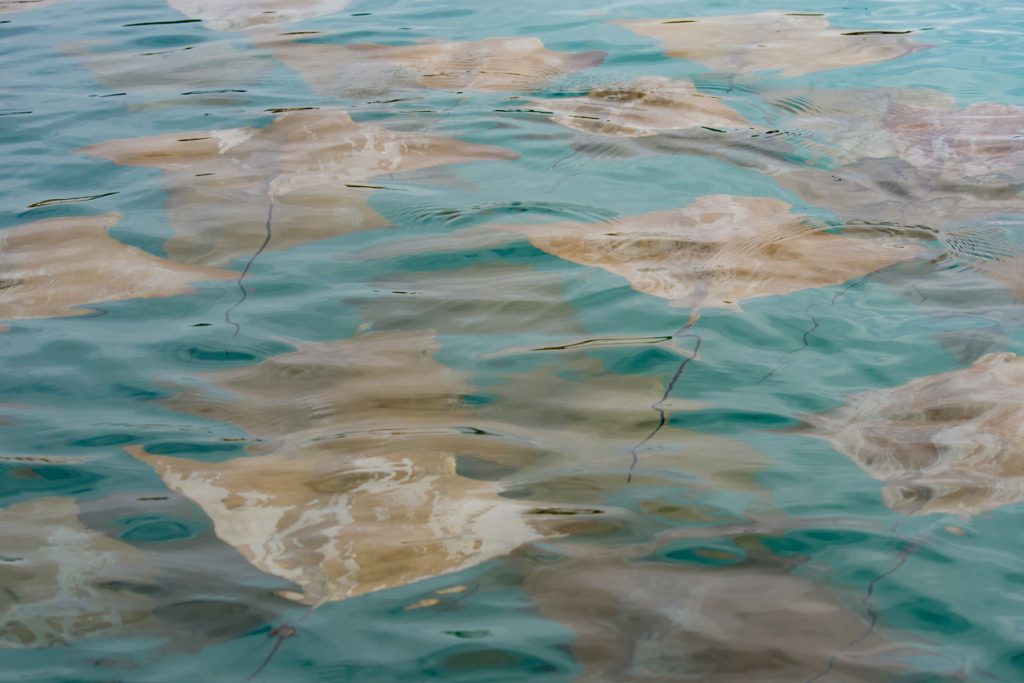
1;0;1023;681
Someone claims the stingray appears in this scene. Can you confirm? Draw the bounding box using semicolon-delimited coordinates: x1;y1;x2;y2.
167;0;350;32
803;352;1024;516
267;36;606;95
492;195;924;311
71;39;270;110
125;437;566;606
139;329;576;605
885;101;1024;180
0;213;233;321
519;535;943;683
0;0;61;14
0;496;154;648
617;12;921;77
81;108;516;266
539;76;750;138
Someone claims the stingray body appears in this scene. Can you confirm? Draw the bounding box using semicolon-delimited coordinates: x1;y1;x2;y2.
618;12;921;77
541;76;750;138
0;213;232;321
803;352;1024;515
494;195;923;310
82;109;516;266
269;36;606;95
133;331;570;604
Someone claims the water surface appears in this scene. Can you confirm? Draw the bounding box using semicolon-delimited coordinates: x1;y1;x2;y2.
1;0;1023;681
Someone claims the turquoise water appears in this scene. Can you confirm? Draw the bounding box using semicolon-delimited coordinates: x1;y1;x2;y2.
2;0;1024;681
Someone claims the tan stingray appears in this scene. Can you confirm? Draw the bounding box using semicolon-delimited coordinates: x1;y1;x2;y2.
803;352;1024;516
167;0;349;32
541;77;750;138
268;36;606;94
0;213;232;321
82;109;516;266
0;0;61;14
73;39;269;110
521;538;931;682
617;12;921;77
127;436;561;605
493;195;923;310
0;497;153;648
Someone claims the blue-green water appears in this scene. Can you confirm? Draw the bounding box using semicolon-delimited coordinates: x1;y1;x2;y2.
2;0;1023;681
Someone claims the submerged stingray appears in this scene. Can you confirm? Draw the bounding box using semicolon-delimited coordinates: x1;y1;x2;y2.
618;12;921;77
0;497;153;648
540;76;750;138
126;437;562;605
144;330;571;603
521;537;936;682
803;352;1024;516
0;213;232;321
82;109;516;266
268;36;606;94
167;0;349;32
493;195;923;310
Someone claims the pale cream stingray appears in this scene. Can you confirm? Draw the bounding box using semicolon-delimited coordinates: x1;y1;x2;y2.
493;195;923;310
81;109;516;266
541;76;750;138
521;537;933;682
0;213;232;321
0;0;61;14
618;12;921;77
167;0;349;32
127;437;560;605
0;497;153;648
803;352;1024;516
268;36;606;94
137;332;571;605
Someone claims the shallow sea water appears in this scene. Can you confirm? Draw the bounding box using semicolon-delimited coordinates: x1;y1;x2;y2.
1;0;1024;681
